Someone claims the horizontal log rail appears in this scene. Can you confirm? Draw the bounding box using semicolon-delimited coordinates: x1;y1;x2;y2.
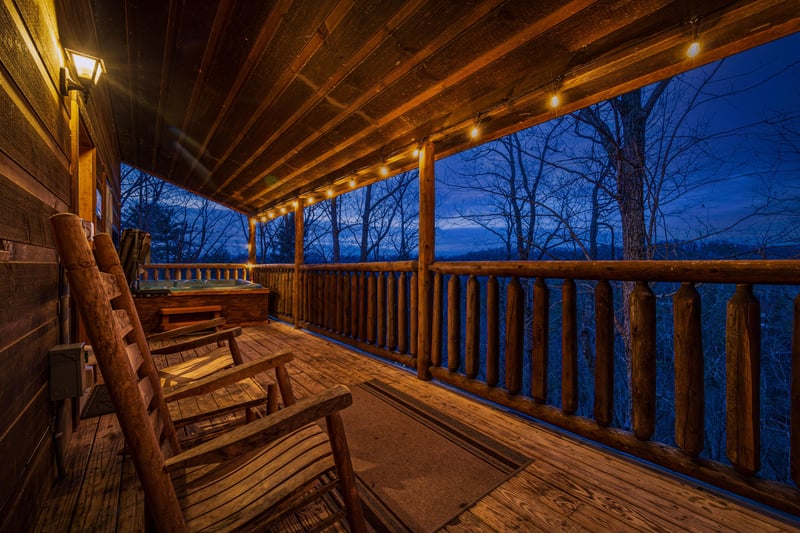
142;263;251;281
252;259;800;515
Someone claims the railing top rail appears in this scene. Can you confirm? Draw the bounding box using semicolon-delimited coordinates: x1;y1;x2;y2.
146;263;250;269
299;261;418;272
430;259;800;285
251;263;294;269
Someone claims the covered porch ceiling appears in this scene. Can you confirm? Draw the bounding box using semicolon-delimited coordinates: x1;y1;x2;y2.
88;1;800;218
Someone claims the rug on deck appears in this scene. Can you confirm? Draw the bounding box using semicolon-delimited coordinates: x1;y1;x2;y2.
337;379;531;532
80;384;115;419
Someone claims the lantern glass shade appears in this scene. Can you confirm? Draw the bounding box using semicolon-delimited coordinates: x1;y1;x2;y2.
65;49;105;85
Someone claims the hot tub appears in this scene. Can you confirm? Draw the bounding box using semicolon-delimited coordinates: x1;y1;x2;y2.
133;279;270;333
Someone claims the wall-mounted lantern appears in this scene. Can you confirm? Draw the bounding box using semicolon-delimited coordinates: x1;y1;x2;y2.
60;48;105;101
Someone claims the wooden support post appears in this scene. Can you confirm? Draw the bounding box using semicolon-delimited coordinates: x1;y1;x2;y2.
531;277;549;403
726;283;761;475
594;280;614;427
293;204;304;327
248;217;256;266
631;280;656;441
674;282;704;457
417;141;435;379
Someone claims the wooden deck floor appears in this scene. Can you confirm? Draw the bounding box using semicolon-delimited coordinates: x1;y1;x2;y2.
36;321;800;532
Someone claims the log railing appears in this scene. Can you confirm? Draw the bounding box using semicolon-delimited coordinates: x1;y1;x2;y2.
252;259;800;514
428;260;800;515
251;264;295;320
142;263;251;282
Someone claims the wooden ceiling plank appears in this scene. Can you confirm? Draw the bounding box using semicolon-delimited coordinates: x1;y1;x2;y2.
209;0;427;196
246;0;602;207
148;0;181;171
200;0;354;193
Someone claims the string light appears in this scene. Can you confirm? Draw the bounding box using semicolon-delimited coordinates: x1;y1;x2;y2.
686;41;700;58
550;94;560;108
470;125;479;139
379;165;389;176
306;197;314;205
327;188;334;198
267;211;274;219
412;146;420;158
279;206;287;214
349;177;356;188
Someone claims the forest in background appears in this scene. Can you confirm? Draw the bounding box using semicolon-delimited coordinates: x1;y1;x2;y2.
121;35;800;482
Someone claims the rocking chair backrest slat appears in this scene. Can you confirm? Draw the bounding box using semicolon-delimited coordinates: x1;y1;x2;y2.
51;214;188;531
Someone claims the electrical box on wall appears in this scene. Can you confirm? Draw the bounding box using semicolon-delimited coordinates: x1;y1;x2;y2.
49;343;86;401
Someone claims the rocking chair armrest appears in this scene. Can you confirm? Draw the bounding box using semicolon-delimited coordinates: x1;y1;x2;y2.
162;351;294;402
150;326;242;354
164;384;353;472
146;318;227;342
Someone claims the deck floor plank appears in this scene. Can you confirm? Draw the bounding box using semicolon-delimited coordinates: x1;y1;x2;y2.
34;321;800;532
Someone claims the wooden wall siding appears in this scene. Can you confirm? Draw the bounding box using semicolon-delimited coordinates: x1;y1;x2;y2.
0;1;118;530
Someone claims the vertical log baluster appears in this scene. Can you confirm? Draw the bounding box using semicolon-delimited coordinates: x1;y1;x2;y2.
594;279;614;426
335;272;342;334
532;277;549;403
344;272;353;337
359;271;368;341
505;277;524;395
350;272;359;339
328;271;336;330
325;271;332;329
486;276;499;387
792;294;800;486
377;272;386;348
410;271;418;357
562;279;578;415
631;280;656;440
431;273;443;367
367;272;377;343
387;273;397;350
398;272;408;353
674;282;704;457
465;275;480;379
726;283;761;475
447;274;461;372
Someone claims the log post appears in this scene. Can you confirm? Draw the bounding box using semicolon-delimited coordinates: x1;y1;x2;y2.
726;284;761;475
562;279;578;415
398;272;408;353
431;272;443;367
377;272;386;347
359;272;367;340
367;272;376;344
674;282;704;457
344;272;353;337
293;203;304;327
532;277;549;403
505;277;524;395
417;140;435;379
594;280;614;427
387;273;397;350
248;217;256;265
447;274;461;372
465;275;480;379
486;275;499;387
631;280;656;441
409;271;418;357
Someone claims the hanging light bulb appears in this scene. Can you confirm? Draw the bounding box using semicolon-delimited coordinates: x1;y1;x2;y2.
306;196;315;205
327;188;334;198
279;206;287;214
470;125;479;139
349;177;357;188
412;146;420;158
686;41;701;58
550;94;560;108
380;165;389;176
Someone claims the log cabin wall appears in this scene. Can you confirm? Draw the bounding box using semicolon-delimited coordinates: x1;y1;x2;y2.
0;1;118;530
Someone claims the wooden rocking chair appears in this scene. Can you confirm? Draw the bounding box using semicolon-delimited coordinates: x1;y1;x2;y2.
89;216;295;445
51;213;365;531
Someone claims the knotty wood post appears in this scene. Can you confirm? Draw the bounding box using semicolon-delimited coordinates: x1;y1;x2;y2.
377;272;386;347
726;283;761;475
431;272;443;367
631;280;656;440
417;140;435;379
486;275;500;387
594;279;614;427
562;279;578;415
386;273;397;349
674;282;704;457
447;274;461;372
367;272;376;343
398;271;408;353
505;277;524;395
792;294;800;486
532;277;549;403
465;275;480;379
248;217;256;265
293;203;304;327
